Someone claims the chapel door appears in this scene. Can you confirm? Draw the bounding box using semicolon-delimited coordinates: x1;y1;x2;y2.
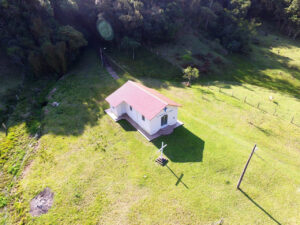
161;115;168;126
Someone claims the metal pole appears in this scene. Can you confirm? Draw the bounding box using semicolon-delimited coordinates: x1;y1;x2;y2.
237;144;257;190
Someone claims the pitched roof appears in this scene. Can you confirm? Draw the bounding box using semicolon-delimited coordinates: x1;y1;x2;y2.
105;81;181;120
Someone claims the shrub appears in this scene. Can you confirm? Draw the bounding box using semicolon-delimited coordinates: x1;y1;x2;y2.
0;195;7;208
181;52;193;63
8;163;20;175
213;56;224;65
28;51;45;76
57;25;88;51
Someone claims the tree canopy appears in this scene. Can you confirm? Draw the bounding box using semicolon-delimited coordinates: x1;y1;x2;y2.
1;0;299;78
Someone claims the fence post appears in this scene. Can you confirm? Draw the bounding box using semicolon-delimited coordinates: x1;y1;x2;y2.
291;116;294;124
2;123;7;136
273;107;277;116
244;96;247;103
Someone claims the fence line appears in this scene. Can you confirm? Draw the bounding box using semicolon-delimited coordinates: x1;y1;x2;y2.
204;86;300;128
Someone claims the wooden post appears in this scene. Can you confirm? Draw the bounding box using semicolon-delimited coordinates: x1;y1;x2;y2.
244;96;247;103
237;144;257;190
273;107;277;116
2;123;7;136
291;116;294;124
100;48;104;67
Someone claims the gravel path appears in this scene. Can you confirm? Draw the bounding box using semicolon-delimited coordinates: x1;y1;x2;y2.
105;65;120;80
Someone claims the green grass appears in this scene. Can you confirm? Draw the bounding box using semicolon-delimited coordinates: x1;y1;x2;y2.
152;27;300;99
0;52;22;123
4;47;299;224
222;32;300;99
108;47;182;81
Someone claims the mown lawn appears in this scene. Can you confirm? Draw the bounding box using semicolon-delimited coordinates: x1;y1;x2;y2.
6;47;299;225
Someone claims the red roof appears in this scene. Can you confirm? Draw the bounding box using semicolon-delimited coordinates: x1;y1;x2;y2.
105;81;181;120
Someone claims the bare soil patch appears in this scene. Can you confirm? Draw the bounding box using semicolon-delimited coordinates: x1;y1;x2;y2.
30;187;54;217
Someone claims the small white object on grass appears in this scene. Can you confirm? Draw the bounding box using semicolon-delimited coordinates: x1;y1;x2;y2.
51;102;60;107
269;96;274;101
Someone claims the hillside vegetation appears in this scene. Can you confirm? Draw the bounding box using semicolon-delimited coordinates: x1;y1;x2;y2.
1;0;300;223
1;0;300;80
1;28;299;223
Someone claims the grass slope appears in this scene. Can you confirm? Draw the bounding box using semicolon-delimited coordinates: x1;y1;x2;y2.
225;32;300;99
152;27;300;99
6;47;299;224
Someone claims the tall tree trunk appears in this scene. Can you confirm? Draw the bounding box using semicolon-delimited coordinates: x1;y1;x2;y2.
280;20;288;32
205;16;209;30
293;29;300;40
288;27;293;37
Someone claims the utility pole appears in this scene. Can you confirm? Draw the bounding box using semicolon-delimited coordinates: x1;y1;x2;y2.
237;144;257;190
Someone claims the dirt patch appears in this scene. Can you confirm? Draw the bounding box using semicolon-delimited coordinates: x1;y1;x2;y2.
30;187;54;217
21;162;33;179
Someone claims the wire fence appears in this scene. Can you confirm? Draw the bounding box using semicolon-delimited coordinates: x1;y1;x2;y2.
205;85;300;128
103;55;300;128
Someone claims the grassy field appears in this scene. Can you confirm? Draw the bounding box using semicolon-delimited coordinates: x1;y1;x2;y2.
151;27;300;99
224;32;300;99
2;42;299;224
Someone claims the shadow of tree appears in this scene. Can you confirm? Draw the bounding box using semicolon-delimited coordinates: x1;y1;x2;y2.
107;47;183;81
152;126;205;163
40;49;119;136
221;42;300;99
2;48;120;137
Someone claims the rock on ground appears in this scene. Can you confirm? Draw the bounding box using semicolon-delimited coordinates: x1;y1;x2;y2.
30;187;54;217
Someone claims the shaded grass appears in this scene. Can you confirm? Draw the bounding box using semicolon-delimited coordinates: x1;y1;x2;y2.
0;52;23;124
153;27;300;99
107;47;182;81
6;48;299;224
221;33;300;99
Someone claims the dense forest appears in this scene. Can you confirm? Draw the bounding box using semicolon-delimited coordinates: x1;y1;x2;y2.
0;0;300;78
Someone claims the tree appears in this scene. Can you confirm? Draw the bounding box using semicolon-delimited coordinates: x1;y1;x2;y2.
183;66;199;87
121;36;141;60
201;6;218;30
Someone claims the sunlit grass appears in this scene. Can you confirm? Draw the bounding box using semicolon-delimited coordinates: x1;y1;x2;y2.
224;32;300;99
8;48;300;224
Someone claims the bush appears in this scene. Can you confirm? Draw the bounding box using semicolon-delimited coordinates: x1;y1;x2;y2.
0;195;7;208
213;56;224;65
28;51;45;76
181;52;193;63
8;163;20;175
57;25;88;51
